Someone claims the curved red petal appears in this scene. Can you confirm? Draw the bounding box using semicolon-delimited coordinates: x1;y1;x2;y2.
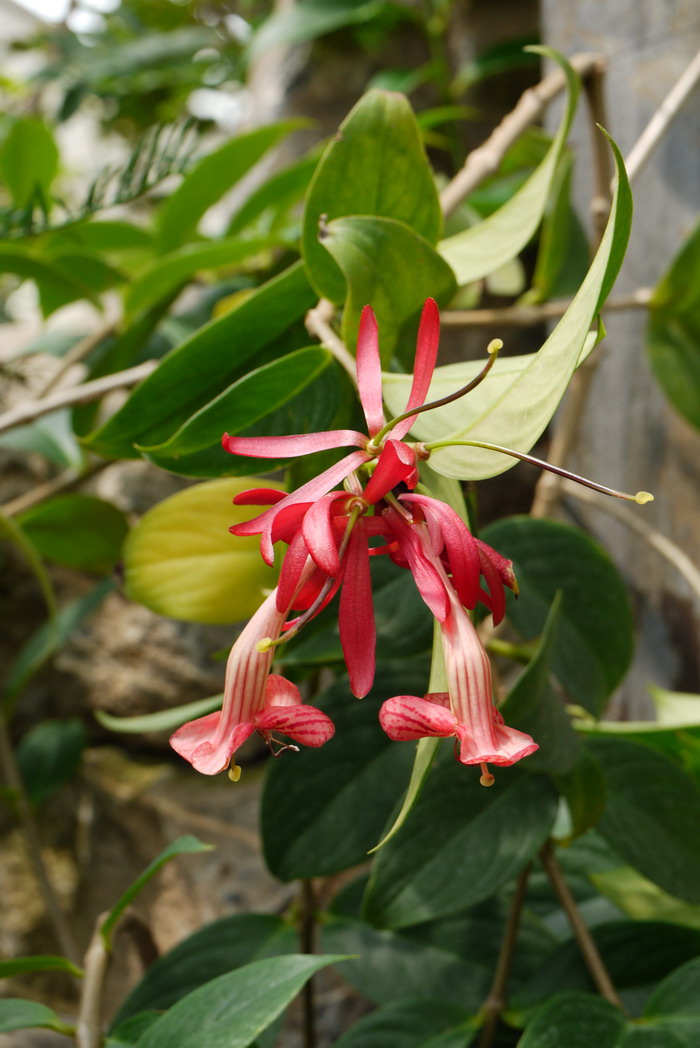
302;494;344;576
392;298;440;440
363;439;417;504
255;704;335;747
339;522;375;698
356;305;384;438
402;494;481;609
379;695;457;741
222;430;367;458
233;488;287;507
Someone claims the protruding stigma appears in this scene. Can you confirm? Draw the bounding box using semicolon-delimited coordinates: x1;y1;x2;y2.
228;763;242;782
479;763;495;787
635;491;654;505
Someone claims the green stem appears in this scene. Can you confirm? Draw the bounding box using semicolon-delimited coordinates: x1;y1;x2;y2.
479;863;531;1048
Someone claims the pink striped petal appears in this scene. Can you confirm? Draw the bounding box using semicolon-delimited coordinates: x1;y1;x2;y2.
265;673;303;707
302;494;345;576
379;695;457;741
170;713;255;775
255;703;335;747
339;521;375;698
233;488;287;506
384;509;450;621
456;713;538;766
401;494;481;609
356;305;385;438
230;450;370;564
393;298;440;439
276;530;311;611
222;430;367;458
362;439;418;504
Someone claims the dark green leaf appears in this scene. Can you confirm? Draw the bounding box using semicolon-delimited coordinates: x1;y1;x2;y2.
97;695;222;736
0;956;82;979
18;495;129;574
644;956;700;1045
37;250;126;314
588;738;700;903
322;215;457;362
0;118;58;208
5;578;113;702
262;666;423;881
0;245;99;315
107;1012;159;1047
516;993;624;1048
17;719;87;807
249;0;390;58
482;518;634;715
363;755;557;928
156;122;302;253
84;261;317;458
501;592;580;775
0;999;72;1035
647;216;700;430
111;914;296;1028
553;748;607;841
331;998;475;1048
135;954;346;1048
100;836;214;948
302;89;442;303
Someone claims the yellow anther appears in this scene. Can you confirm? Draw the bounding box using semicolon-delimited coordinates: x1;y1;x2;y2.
487;338;503;355
635;491;654;505
480;772;495;787
256;637;273;653
228;764;242;782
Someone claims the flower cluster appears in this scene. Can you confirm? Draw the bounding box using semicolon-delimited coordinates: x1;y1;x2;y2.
171;299;537;784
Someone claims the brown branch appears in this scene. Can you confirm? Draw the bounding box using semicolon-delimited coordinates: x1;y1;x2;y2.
305;299;357;388
441;289;652;328
479;863;531;1048
539;842;624;1010
36;320;119;398
439;52;607;217
0;360;157;435
75;912;110;1048
1;461;111;517
299;878;317;1048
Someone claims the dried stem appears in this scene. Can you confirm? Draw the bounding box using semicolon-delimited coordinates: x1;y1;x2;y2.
299;878;317;1048
440;52;606;216
539;842;624;1010
75;913;110;1048
562;479;700;601
1;460;111;517
479;863;531;1048
0;715;80;964
305;300;357;388
36;319;119;398
0;360;157;435
441;289;651;328
624;47;700;187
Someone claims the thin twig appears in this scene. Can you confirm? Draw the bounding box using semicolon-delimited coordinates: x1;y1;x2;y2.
1;461;111;517
441;289;652;328
582;64;613;244
562;479;700;601
439;52;606;217
539;842;625;1010
0;360;157;435
75;912;110;1048
36;319;119;398
305;300;357;388
299;878;317;1048
0;716;80;964
479;863;531;1048
624;47;700;187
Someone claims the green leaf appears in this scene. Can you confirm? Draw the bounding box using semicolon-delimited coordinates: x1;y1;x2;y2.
96;694;222;736
111;914;296;1028
135;954;346;1048
482;518;634;715
123;477;282;625
49;220;153;254
5;578;113;703
525;151;590;303
386;129;632;480
17;719;87;806
124;237;275;318
362;756;557;928
227;152;320;236
332;999;475;1048
302;89;442;303
0;999;72;1036
18;495;129;575
321;215;456;362
500;591;580;775
587;738;700;903
249;0;389;59
37;250;126;314
553;748;607;841
0;409;83;468
262;665;422;881
0;118;59;209
438;48;579;285
591;867;700;929
646;216;700;430
156;122;302;253
0;245;99;315
516;993;625;1048
100;836;214;948
0;955;83;979
644;956;700;1045
84;261;317;459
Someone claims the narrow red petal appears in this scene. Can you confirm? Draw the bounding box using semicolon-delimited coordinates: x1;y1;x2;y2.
277;530;311;611
339;521;375;698
356;305;384;438
401;494;481;609
476;550;506;625
379;695;457;741
384;509;450;622
222;430;367;458
392;298;440;440
302;494;344;576
233;488;287;506
255;704;335;747
362;439;418;504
